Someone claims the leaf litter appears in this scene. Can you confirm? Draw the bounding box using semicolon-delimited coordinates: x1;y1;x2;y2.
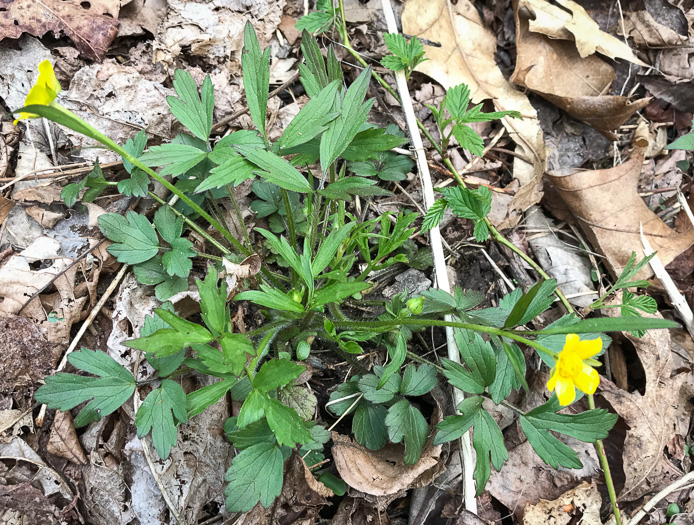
0;0;694;523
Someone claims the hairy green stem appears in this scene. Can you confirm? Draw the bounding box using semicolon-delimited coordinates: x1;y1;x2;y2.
331;318;558;360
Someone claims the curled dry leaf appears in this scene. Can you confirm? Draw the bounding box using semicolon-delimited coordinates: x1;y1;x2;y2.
547;149;694;279
521;481;602;525
601;309;694;501
622;0;689;48
0;196;14;224
47;411;88;465
511;0;650;138
402;0;546;228
0;0;119;60
331;432;444;496
517;0;645;64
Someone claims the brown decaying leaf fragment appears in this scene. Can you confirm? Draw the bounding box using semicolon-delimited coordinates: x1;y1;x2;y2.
0;0;120;61
511;0;650;138
331;432;444;496
47;411;88;465
601;309;694;501
547;143;694;279
521;482;602;525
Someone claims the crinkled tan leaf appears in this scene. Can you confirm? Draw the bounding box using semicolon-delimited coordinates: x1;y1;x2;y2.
519;0;646;64
601;308;694;501
511;1;650;137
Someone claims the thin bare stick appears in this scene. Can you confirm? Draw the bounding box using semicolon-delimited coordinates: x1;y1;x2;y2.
628;470;694;525
379;0;477;511
36;263;130;427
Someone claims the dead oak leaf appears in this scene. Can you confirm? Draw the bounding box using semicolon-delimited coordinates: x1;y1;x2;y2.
0;0;120;61
601;310;694;501
518;0;646;64
511;0;650;137
546;149;694;280
331;432;444;496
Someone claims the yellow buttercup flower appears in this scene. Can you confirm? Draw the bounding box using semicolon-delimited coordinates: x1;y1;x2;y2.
13;60;62;125
547;334;602;405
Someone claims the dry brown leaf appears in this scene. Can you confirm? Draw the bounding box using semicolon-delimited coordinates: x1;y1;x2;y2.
0;315;57;396
511;1;650;137
521;481;602;524
601;309;694;501
402;0;546;228
12;185;62;205
0;195;14;224
331;432;444;496
47;411;88;465
519;0;645;64
623;0;688;48
487;434;599;520
0;0;119;61
25;206;64;229
546;151;694;279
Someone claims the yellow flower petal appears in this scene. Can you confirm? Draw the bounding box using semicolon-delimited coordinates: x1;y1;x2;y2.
547;368;558;391
554;376;576;406
574;364;600;395
13;60;61;125
563;333;580;353
575;337;602;360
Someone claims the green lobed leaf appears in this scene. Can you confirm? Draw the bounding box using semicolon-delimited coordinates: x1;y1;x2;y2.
421;198;448;233
441;358;485;394
327;379;362;416
311;281;371;310
320;67;374;171
253;360;306;392
122;130;148;174
162;237;195;278
440;185;492;222
153;206;183;245
358;368;401;404
135;379;187;459
34;348;136;427
318;177;391;200
99;211;159;264
312;222;356;275
242;22;271;140
386;399;429;464
235;145;312;193
235;284;305;313
117;169;149;197
519;416;582;470
353;402;388;450
454;328;496;387
139;143;208;177
226;418;276;449
196;266;227;334
167;70;214;141
280;80;340;150
295;10;334;34
264;397;314;446
225;442;285;512
196;154;257;192
187;378;238;418
400;363;437;397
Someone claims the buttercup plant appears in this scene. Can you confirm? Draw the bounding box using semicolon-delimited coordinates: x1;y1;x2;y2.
14;19;678;517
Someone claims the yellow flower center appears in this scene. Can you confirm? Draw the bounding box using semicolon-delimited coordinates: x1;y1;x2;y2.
556;353;582;379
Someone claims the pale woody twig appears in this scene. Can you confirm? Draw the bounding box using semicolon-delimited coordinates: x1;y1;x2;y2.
379;0;477;512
